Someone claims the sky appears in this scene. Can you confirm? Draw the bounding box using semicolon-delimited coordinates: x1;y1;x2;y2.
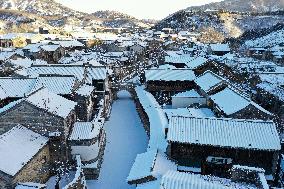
55;0;223;20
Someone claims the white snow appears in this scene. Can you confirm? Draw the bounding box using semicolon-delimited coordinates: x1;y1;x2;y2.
186;57;208;69
172;90;201;98
71;144;100;162
75;85;95;97
145;69;196;82
210;87;272;116
127;150;157;182
0;125;48;176
69;122;101;141
167;116;281;151
26;88;77;118
86;90;148;189
195;71;225;93
135;86;168;151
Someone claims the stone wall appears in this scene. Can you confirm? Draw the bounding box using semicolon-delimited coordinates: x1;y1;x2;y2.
132;90;150;136
0;145;51;189
13;145;51;187
74;94;94;122
63;156;86;189
0;101;65;136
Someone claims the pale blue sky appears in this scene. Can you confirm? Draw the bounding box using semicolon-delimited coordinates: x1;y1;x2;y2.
55;0;223;19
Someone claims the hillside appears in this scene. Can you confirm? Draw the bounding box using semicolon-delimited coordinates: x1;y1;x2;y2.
0;0;151;32
243;27;284;48
187;0;284;13
155;10;284;39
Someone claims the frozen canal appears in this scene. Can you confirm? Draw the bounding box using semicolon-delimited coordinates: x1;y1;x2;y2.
87;90;148;189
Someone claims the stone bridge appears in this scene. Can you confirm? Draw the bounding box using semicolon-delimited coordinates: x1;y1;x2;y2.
111;82;137;100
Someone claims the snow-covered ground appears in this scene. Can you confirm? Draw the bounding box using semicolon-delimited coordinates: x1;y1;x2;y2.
86;90;148;189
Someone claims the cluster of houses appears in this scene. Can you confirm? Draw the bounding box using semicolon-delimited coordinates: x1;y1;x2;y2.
0;25;284;189
0;31;123;189
125;30;284;189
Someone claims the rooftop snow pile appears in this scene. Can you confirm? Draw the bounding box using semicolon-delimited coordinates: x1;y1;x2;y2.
172;90;201;98
127;150;158;182
75;85;95;97
0;78;35;99
210;87;272;116
128;150;177;184
145;69;195;82
160;170;258;189
32;76;77;95
167;116;280;151
27;65;107;84
186;57;208;69
165;54;194;65
69;122;101;141
0;125;48;176
209;44;230;52
195;71;226;93
26;88;77;118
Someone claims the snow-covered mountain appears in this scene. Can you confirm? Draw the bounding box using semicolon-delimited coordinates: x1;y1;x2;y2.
187;0;284;13
155;0;284;41
0;0;152;31
244;27;284;48
0;0;84;16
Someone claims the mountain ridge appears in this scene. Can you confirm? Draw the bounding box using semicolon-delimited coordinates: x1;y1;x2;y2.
0;0;153;32
187;0;284;13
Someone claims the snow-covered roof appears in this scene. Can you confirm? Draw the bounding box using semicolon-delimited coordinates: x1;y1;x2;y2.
40;45;60;52
145;69;195;82
210;44;230;52
128;150;177;183
0;87;6;100
27;65;107;84
0;78;35;99
157;64;176;70
160;171;258;189
32;76;77;95
164;108;191;118
195;71;225;93
187;108;215;118
167;116;280;151
69;122;101;141
172;90;202;98
75;84;95;96
9;58;35;68
51;40;84;48
257;81;284;102
210;87;272;116
25;88;77;118
127;150;158;182
0;52;18;61
165;54;194;64
22;43;42;52
186;57;208;69
16;183;46;189
0;125;48;176
0;33;39;40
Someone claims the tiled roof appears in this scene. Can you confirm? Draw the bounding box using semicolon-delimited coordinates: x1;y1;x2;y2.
145;69;195;82
69;122;101;141
0;125;48;176
167;116;280;151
